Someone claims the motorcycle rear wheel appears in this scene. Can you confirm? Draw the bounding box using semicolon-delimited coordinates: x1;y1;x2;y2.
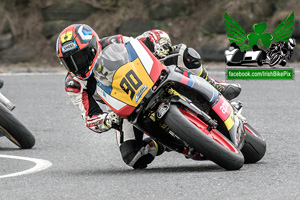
0;104;35;149
241;123;266;163
164;105;244;170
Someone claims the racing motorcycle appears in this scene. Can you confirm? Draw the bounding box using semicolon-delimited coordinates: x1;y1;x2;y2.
264;45;289;67
0;80;35;149
263;40;295;67
95;39;266;170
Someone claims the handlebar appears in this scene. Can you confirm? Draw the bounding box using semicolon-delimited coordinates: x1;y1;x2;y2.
159;53;181;62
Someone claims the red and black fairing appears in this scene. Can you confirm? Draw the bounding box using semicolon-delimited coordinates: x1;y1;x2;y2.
137;62;243;148
95;39;167;119
174;69;243;147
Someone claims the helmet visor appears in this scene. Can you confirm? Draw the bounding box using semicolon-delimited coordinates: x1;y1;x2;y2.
60;38;98;77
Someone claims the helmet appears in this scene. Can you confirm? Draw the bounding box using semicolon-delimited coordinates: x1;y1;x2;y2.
183;47;201;69
137;29;174;58
56;24;101;80
288;38;296;49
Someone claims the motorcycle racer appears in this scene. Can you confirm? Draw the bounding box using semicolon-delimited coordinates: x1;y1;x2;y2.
136;29;241;100
56;24;240;169
264;38;296;66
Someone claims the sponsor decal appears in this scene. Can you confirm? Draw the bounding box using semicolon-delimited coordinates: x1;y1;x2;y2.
212;95;232;121
135;84;148;102
78;25;92;41
61;31;73;43
167;88;186;101
156;103;170;119
227;68;294;80
220;98;229;115
62;42;77;53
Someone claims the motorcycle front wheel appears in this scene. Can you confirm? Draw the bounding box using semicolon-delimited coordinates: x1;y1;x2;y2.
241;123;266;163
164;105;244;170
0;104;35;149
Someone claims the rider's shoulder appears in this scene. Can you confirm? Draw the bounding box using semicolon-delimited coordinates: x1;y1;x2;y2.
65;73;82;93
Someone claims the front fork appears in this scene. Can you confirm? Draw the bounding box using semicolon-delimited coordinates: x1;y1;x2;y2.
145;86;217;155
229;101;247;149
166;87;218;129
231;101;247;123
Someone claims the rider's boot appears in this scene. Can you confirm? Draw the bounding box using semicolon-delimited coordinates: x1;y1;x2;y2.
128;138;166;169
199;67;241;100
208;77;241;100
182;148;205;160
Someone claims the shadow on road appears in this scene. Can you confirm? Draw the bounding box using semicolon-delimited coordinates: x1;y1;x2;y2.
64;164;229;177
0;147;25;151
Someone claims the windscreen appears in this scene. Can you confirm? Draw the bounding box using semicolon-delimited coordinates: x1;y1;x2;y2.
94;43;129;86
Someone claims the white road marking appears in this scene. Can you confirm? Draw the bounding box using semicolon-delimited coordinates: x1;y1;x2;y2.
0;154;52;178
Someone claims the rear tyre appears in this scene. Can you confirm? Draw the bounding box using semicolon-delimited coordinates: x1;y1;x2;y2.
0;104;35;149
164;105;244;170
241;123;266;163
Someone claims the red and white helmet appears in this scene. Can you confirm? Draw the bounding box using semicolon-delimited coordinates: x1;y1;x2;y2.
137;29;173;58
56;24;102;80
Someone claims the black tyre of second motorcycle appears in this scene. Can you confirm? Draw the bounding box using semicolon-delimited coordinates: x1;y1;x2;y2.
241;123;266;164
164;105;244;170
0;104;35;149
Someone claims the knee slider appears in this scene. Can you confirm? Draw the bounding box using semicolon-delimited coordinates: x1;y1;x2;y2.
119;139;157;169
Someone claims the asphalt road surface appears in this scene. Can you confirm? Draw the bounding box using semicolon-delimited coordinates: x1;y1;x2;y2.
0;70;300;200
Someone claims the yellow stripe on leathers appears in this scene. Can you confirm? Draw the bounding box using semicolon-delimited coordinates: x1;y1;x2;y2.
111;58;154;107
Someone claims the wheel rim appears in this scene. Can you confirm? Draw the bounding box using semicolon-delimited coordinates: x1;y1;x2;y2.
178;108;239;153
0;125;21;147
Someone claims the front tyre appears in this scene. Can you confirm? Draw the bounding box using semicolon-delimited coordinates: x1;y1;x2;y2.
241;123;266;163
164;105;244;170
0;104;35;149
